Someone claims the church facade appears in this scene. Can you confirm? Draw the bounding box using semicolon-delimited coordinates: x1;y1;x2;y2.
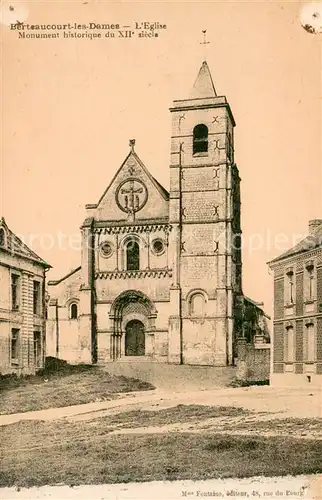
46;61;269;367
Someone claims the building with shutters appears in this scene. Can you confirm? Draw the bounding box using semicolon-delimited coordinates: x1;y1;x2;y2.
0;218;50;375
268;219;322;387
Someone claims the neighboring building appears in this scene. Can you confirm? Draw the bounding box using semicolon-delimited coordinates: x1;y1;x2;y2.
269;219;322;387
0;218;51;375
46;60;269;368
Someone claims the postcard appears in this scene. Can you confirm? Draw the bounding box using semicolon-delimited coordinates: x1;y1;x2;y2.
0;1;321;499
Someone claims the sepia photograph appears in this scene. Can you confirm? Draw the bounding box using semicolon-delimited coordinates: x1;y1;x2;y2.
0;1;321;498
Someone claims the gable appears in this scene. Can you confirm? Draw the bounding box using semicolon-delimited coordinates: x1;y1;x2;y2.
92;151;169;222
0;217;50;268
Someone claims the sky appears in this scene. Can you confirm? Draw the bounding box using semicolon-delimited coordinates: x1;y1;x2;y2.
1;0;321;318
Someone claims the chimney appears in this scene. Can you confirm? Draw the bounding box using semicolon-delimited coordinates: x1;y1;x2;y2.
308;219;322;235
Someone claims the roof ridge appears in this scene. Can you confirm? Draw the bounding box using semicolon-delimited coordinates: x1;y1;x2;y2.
132;152;169;200
268;232;322;264
48;266;81;285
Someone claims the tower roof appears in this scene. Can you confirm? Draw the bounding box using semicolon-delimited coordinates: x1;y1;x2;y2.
170;60;235;126
190;61;217;99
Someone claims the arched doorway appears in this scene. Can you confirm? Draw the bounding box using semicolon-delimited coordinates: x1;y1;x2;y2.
125;320;145;356
109;290;157;360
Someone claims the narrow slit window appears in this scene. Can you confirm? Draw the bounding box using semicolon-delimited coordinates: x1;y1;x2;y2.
305;262;315;301
70;303;78;320
285;326;294;362
33;331;42;367
304;323;315;362
0;228;5;247
286;270;294;304
11;328;19;362
33;281;41;315
11;274;20;310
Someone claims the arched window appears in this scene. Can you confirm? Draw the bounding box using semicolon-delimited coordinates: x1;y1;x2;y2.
193;124;208;155
70;303;78;320
189;293;206;317
126;240;140;270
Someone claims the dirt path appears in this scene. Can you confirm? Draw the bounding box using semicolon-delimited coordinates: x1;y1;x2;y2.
104;412;322;441
0;386;321;433
47;386;322;441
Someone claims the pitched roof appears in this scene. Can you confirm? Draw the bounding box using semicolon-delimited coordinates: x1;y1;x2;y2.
269;225;322;264
244;296;271;320
190;61;217;99
0;217;51;268
151;174;169;200
95;149;169;208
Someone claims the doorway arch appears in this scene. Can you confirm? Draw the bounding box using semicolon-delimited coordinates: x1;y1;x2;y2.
125;320;145;356
109;290;157;360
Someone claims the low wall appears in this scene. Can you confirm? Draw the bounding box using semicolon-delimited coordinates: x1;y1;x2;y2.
236;339;271;382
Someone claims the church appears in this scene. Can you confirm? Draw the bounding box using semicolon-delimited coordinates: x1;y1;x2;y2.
46;60;270;368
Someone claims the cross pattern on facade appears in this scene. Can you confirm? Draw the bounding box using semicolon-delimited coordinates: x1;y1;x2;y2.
178;114;185;131
213;205;219;217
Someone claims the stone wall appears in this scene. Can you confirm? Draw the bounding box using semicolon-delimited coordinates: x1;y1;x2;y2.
46;267;89;363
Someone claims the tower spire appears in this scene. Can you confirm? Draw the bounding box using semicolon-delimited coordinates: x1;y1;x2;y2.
190;60;217;99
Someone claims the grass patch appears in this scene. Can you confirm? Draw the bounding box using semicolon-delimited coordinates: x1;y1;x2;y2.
102;404;248;428
0;357;154;415
224;417;322;433
0;418;321;487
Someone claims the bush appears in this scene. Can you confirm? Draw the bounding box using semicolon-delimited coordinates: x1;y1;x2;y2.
205;437;260;452
229;379;269;388
36;357;94;377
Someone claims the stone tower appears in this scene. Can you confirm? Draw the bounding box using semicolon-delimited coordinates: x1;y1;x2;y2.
168;61;243;366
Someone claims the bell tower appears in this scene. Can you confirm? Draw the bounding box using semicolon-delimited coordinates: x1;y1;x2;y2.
168;60;242;366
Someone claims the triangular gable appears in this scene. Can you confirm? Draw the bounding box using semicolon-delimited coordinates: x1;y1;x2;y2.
96;151;169;208
0;217;51;268
90;149;169;222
